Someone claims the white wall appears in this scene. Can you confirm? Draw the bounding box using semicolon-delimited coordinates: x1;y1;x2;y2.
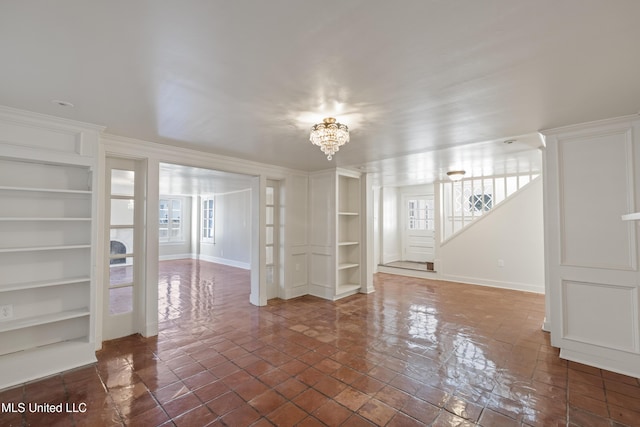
438;177;545;293
380;186;401;264
308;171;335;299
199;190;252;269
284;174;309;299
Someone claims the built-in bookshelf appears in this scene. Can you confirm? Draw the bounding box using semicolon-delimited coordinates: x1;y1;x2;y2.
0;110;101;390
308;169;364;301
336;173;362;298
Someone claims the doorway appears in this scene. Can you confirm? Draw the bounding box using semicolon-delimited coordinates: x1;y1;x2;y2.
103;157;144;340
157;163;262;307
402;194;435;263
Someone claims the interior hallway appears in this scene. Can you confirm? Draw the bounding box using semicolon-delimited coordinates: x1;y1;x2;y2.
1;260;639;426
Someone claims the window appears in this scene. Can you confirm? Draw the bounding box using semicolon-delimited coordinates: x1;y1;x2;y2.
159;198;183;242
407;198;434;230
202;197;215;243
468;194;493;212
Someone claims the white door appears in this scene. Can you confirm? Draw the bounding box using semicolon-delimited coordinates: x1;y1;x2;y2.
403;195;435;262
104;158;141;340
266;181;279;299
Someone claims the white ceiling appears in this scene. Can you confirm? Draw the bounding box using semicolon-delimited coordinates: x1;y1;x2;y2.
159;163;254;196
1;1;639;186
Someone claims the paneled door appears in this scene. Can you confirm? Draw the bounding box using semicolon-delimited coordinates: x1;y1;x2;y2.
103;157;141;340
402;195;435;262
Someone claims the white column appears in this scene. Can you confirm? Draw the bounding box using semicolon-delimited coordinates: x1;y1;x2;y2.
250;174;267;306
143;158;159;337
361;173;375;294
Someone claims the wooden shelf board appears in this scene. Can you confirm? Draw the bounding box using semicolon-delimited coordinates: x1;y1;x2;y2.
0;308;90;333
337;283;361;293
0;277;91;293
0;186;91;194
0;244;90;253
0;340;96;390
338;263;359;270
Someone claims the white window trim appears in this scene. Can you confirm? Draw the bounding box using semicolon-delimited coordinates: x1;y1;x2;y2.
159;196;184;243
201;196;215;244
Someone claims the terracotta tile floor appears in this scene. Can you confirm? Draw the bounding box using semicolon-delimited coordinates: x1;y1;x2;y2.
2;259;640;426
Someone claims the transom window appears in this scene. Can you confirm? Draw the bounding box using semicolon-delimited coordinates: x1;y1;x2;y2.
159;198;183;242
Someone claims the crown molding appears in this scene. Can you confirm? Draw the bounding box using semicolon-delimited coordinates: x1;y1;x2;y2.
540;113;640;137
101;132;308;179
0;105;106;133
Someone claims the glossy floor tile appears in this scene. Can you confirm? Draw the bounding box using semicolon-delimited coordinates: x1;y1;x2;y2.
1;259;640;426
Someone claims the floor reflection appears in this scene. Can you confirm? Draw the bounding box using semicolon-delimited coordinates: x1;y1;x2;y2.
1;261;639;426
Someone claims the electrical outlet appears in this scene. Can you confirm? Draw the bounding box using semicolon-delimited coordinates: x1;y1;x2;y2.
497;259;505;268
0;304;13;321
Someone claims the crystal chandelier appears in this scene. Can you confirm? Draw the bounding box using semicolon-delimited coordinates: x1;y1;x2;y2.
309;117;349;160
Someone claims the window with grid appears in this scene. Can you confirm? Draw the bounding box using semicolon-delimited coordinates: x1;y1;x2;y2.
407;198;434;230
159;198;183;242
202;197;214;243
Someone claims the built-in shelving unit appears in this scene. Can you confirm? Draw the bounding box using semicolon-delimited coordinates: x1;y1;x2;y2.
336;173;362;298
0;308;90;333
0;109;101;390
308;169;366;301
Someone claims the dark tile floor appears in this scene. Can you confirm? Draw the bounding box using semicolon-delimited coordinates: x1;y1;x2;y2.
1;259;640;426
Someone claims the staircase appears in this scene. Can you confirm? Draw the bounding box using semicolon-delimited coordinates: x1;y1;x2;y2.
440;173;540;242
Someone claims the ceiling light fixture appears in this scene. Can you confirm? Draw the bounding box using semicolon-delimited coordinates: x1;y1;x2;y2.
310;117;349;161
446;170;466;181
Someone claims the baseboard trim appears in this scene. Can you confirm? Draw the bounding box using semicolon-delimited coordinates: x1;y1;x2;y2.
196;254;251;270
439;274;544;294
560;348;640;379
159;253;192;261
284;285;309;300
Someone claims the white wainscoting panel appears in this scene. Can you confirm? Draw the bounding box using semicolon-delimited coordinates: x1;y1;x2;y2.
309;251;332;299
291;253;308;288
562;280;638;352
558;129;636;270
309;172;334;248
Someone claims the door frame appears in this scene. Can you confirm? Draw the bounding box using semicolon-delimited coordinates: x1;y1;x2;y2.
96;137;275;349
101;156;147;342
